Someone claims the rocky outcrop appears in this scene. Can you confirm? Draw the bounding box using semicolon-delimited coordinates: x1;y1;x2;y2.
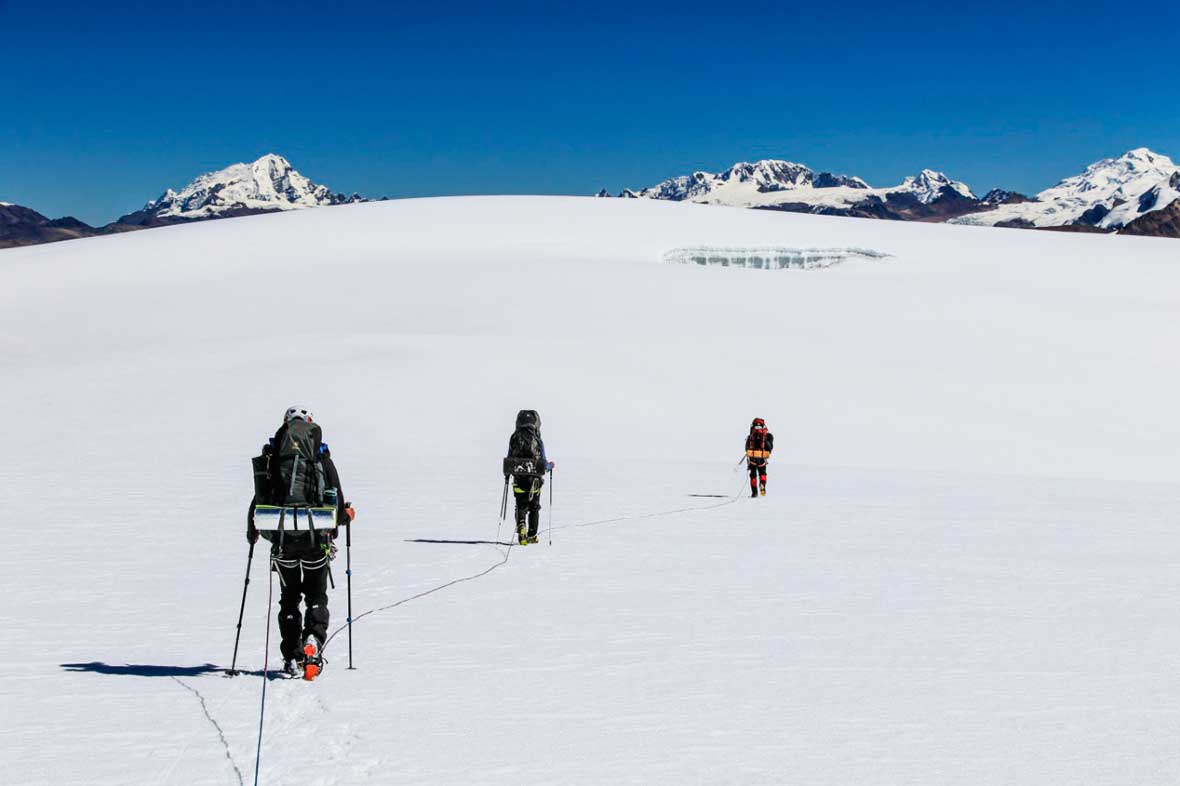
0;203;101;249
1120;198;1180;238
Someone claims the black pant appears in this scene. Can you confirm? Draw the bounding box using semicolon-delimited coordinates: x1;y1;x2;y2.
275;555;330;661
513;475;544;537
749;461;767;491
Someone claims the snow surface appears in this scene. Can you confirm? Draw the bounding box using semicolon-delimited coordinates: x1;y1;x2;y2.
952;148;1180;229
3;196;1180;785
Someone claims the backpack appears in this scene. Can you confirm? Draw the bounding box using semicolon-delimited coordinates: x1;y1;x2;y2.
509;424;542;462
746;429;772;460
272;419;325;505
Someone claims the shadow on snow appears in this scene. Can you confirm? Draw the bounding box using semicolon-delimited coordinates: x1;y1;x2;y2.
61;662;300;681
404;538;514;546
61;662;224;678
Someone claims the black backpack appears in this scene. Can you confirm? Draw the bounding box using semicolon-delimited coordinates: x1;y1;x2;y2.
509;426;542;461
509;410;542;461
271;419;325;505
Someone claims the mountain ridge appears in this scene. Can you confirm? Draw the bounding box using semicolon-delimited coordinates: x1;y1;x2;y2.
1;154;367;248
4;148;1180;250
609;149;1180;236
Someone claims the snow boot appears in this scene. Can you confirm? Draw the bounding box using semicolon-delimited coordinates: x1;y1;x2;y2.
282;658;302;679
750;487;758;498
760;483;767;496
516;509;528;545
302;635;322;681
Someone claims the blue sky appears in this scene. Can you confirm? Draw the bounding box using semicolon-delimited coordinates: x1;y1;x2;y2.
1;0;1176;225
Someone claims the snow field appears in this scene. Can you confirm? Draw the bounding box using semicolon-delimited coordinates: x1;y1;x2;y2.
2;196;1179;784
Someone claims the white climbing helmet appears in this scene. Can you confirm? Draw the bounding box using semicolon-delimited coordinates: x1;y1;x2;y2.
284;406;314;424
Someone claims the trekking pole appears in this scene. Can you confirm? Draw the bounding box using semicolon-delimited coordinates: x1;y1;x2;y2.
227;540;256;676
497;475;509;545
345;510;355;670
548;467;554;546
254;561;276;786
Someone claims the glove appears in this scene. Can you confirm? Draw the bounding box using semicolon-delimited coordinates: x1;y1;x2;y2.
247;524;259;545
548;461;555;471
344;503;355;522
322;541;338;561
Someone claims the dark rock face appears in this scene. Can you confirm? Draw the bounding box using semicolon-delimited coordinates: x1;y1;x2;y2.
1038;223;1109;234
754;196;901;220
0;203;101;249
995;217;1038;229
114;204;283;228
755;188;985;222
1075;203;1111;226
892;186;983;220
981;189;1033;206
1121;198;1180;238
991;218;1106;233
1138;188;1160;213
812;172;868;189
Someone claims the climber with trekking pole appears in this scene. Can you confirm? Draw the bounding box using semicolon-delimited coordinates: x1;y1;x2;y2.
230;406;357;682
744;417;774;498
502;409;554;545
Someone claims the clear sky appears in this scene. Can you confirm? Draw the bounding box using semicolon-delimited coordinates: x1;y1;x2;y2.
1;0;1177;225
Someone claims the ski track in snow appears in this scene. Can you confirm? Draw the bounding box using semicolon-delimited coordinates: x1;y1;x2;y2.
164;677;245;786
137;476;749;785
222;481;749;784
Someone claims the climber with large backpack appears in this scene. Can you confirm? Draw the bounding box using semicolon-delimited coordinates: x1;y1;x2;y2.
246;406;355;680
504;409;554;545
745;417;774;498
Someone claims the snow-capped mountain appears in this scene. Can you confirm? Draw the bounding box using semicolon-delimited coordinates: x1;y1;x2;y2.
902;169;975;204
118;153;366;226
616;159;977;220
629;160;862;202
950;148;1180;231
612;149;1180;237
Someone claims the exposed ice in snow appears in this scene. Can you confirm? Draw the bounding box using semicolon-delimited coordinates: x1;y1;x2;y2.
663;245;890;270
